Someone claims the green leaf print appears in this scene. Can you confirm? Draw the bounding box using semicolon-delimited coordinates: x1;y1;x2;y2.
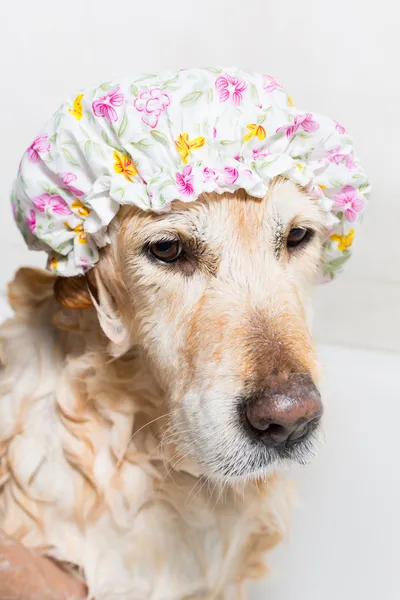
99;81;114;92
259;161;274;169
54;110;65;129
207;88;214;103
163;75;179;90
130;139;153;153
61;147;80;167
159;180;175;190
257;115;266;125
325;252;352;273
180;91;203;105
92;142;104;158
150;130;169;147
130;84;138;97
118;112;128;137
220;140;236;145
41;181;53;193
149;174;162;185
329;179;343;188
101;131;124;153
134;74;157;83
49;133;58;144
86;111;96;126
206;68;222;74
101;131;111;145
79;125;92;139
250;84;260;103
84;140;93;159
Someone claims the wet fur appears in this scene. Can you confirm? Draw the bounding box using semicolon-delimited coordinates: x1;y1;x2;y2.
0;180;330;599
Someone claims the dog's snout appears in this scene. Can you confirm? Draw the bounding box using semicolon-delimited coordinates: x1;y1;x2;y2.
243;374;322;446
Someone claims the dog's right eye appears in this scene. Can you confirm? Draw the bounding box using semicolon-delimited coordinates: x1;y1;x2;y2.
149;240;182;263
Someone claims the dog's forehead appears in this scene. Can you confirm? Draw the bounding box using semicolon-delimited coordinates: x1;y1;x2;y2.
166;180;323;238
118;179;327;251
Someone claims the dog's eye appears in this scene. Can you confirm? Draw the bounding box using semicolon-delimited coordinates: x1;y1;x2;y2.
287;228;312;249
149;240;182;263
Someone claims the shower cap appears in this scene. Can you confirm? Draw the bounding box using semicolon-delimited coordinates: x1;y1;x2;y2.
11;67;370;279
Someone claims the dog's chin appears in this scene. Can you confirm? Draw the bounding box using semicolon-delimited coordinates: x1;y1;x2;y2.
187;427;321;483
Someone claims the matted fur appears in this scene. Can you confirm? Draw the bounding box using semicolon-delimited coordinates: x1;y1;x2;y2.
0;180;329;599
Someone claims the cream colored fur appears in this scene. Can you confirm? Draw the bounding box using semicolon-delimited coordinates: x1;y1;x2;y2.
0;180;330;599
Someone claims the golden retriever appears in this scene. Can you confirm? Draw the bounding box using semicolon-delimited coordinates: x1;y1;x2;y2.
0;178;329;599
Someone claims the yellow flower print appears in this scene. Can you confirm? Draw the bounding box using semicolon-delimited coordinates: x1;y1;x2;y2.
330;229;355;252
288;95;294;107
49;256;58;270
243;124;266;142
71;199;90;218
175;133;206;164
113;150;138;182
68;94;84;121
64;222;87;244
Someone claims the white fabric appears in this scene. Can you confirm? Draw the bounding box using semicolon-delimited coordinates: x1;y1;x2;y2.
11;67;370;278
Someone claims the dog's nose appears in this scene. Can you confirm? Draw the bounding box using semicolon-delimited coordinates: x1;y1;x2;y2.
244;374;322;445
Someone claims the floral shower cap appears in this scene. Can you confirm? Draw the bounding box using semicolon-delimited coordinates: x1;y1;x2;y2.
11;67;370;278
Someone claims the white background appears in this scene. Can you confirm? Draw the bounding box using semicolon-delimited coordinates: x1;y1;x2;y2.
0;1;399;598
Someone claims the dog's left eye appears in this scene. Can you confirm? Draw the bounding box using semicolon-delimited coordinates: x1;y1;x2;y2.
149;240;182;263
286;228;312;249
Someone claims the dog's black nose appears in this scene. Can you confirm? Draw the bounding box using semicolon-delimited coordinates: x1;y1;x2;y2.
244;374;322;446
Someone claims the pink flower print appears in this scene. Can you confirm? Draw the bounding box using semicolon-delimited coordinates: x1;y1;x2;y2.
276;113;320;140
215;74;247;106
292;113;319;135
92;86;124;123
326;147;344;165
263;75;282;93
32;194;72;216
325;149;357;170
252;148;270;160
60;172;84;197
335;121;346;134
26;210;36;232
213;128;217;139
224;167;239;184
176;166;194;196
203;167;218;182
27;135;50;163
134;88;171;129
343;153;357;171
334;185;364;222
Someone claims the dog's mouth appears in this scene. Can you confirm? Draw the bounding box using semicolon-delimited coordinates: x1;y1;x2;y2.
212;427;318;480
215;420;321;480
175;413;321;482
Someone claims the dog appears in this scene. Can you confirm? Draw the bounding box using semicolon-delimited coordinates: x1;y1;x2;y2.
0;178;329;599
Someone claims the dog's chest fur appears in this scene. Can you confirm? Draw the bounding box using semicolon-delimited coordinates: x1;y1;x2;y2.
0;272;290;599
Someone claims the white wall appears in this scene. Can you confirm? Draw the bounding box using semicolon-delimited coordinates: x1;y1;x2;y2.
1;0;399;350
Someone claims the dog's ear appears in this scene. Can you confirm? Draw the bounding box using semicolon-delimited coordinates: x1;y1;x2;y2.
54;275;95;310
91;247;132;358
53;249;131;357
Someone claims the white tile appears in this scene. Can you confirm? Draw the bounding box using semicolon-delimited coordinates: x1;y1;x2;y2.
250;344;400;600
314;279;400;353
